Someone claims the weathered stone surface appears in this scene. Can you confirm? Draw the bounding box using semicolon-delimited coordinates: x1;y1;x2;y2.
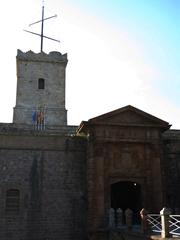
13;50;67;125
1;105;180;240
2;47;180;240
162;130;180;212
0;127;87;240
77;105;172;235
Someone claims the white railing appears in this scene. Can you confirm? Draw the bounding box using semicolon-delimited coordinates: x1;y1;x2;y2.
108;207;180;238
147;214;161;233
144;208;180;238
169;215;180;236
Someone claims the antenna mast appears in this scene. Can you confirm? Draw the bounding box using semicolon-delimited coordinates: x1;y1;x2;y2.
41;1;45;52
24;0;60;52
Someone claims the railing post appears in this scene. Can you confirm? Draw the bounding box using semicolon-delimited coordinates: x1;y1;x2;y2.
109;208;115;229
125;208;133;230
116;208;123;228
160;207;171;238
140;208;148;234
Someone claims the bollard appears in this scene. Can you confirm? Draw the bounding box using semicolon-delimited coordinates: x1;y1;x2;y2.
125;208;133;230
109;208;115;229
116;208;123;228
160;207;171;238
140;208;148;234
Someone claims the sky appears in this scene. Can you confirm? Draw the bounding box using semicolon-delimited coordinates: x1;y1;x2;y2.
0;0;179;128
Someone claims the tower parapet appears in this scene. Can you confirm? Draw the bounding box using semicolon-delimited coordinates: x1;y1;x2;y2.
17;50;67;63
13;50;68;126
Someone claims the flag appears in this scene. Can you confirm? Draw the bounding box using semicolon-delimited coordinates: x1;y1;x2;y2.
37;111;44;124
40;111;44;123
32;111;37;123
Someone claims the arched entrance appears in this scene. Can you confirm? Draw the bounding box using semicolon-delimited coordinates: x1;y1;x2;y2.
111;181;142;222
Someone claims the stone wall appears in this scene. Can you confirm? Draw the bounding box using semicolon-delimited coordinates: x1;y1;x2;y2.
78;106;169;238
0;124;87;240
13;50;68;125
163;130;180;212
1;108;180;240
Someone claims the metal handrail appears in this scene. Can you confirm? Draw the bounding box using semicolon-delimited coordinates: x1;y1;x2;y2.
147;214;161;233
147;213;180;236
169;215;180;236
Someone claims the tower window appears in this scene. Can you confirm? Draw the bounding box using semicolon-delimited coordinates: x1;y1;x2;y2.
38;78;45;89
6;189;20;214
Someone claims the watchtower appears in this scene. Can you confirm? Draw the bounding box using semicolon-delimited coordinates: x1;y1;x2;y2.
13;49;68;126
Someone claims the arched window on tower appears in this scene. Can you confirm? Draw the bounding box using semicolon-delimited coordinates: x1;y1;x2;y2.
6;189;20;214
38;78;45;89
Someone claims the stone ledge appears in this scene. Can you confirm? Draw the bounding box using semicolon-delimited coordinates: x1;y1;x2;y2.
150;235;180;240
0;123;78;136
163;130;180;140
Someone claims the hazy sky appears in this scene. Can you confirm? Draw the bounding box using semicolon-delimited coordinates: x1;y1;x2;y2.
0;0;179;128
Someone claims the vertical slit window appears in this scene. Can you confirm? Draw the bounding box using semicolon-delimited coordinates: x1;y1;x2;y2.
38;78;45;89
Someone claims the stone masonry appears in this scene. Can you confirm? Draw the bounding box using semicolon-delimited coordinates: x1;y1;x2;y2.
0;49;180;240
13;50;67;125
0;124;86;240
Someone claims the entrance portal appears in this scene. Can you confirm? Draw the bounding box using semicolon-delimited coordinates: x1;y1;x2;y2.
111;181;142;222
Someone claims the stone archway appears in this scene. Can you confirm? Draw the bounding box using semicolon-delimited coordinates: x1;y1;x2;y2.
111;181;142;222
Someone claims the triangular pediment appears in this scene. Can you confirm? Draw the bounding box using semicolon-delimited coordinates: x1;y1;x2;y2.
88;105;170;128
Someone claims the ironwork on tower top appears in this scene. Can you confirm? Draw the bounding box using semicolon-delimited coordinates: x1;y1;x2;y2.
24;0;60;52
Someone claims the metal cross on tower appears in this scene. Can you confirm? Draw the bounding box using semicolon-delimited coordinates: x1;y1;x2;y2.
24;0;60;52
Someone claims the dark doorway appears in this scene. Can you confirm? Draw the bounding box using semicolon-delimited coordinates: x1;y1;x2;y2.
111;181;142;223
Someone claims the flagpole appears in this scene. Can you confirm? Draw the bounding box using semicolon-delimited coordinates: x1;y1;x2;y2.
44;107;46;130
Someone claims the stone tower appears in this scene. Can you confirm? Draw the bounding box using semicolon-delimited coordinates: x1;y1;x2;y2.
13;49;68;126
